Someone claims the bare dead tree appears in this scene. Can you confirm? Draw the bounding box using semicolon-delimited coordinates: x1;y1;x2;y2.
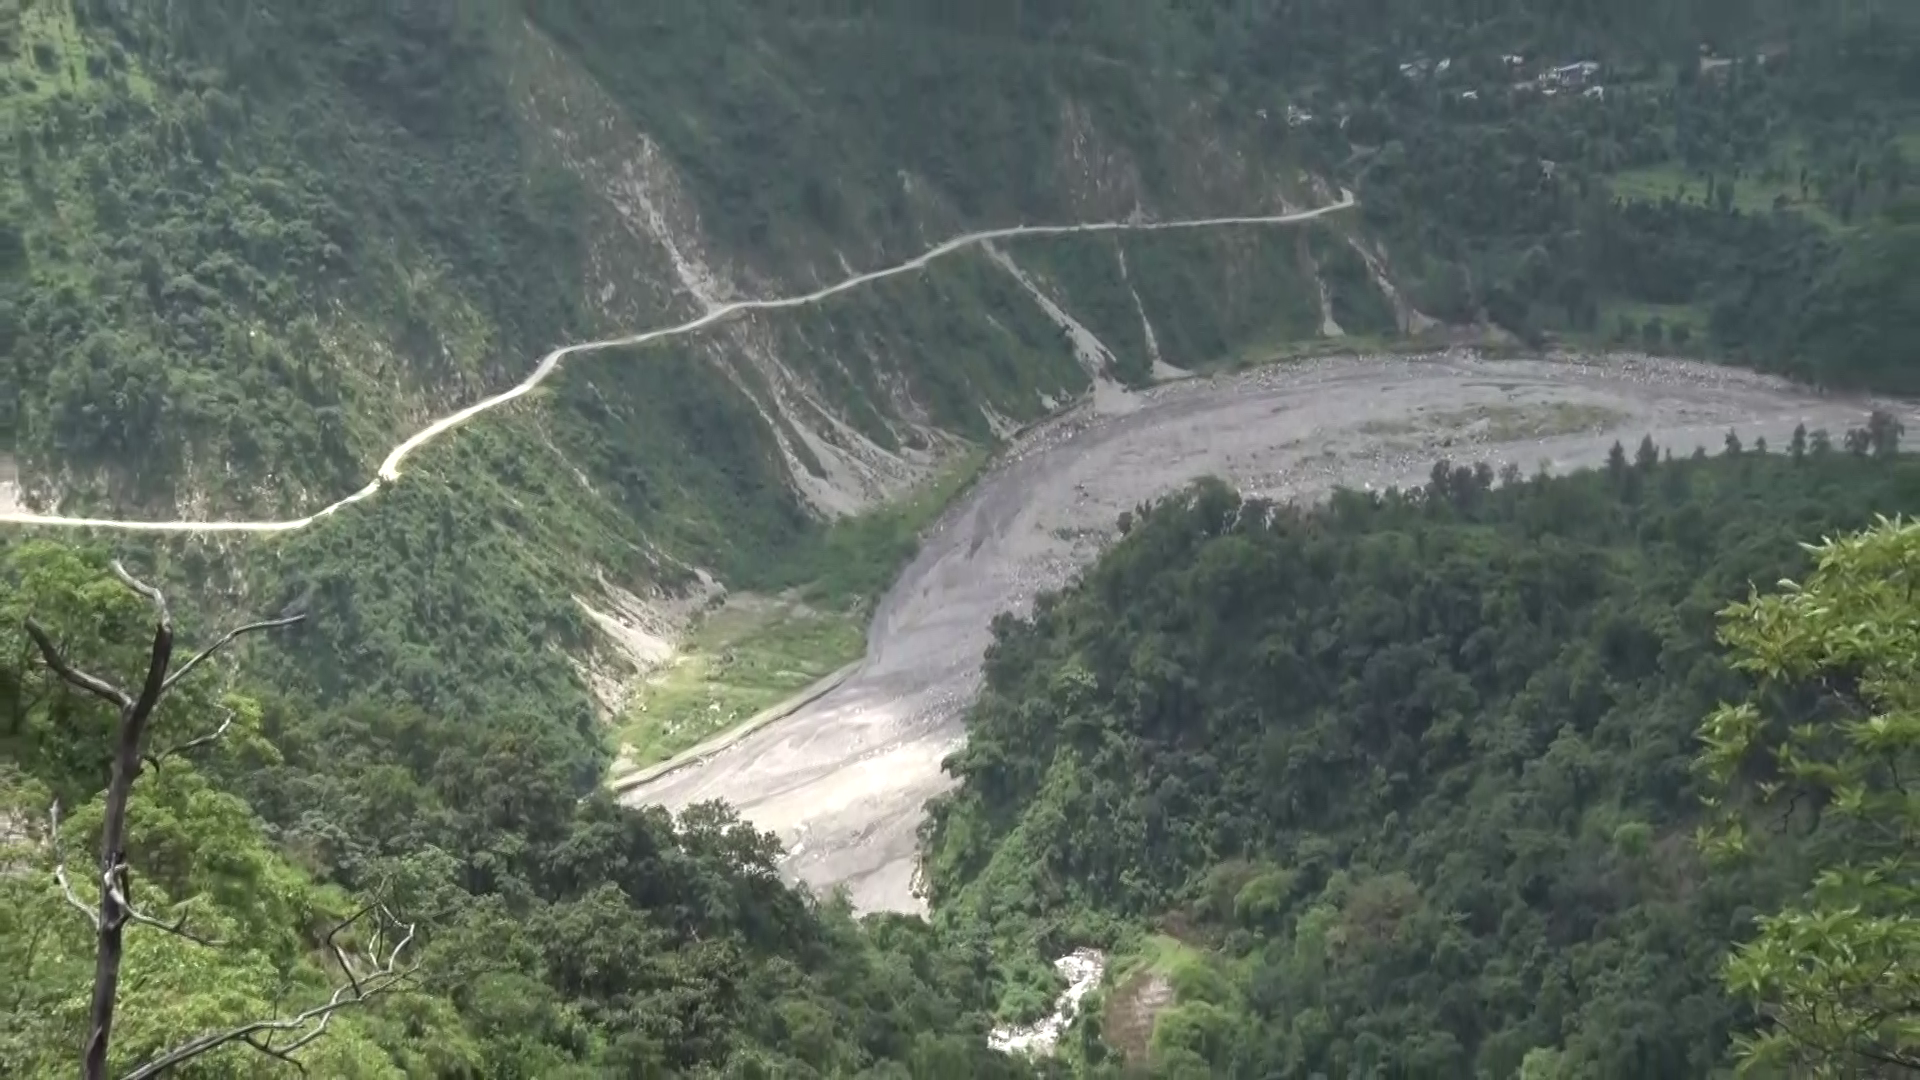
117;902;419;1080
26;560;306;1080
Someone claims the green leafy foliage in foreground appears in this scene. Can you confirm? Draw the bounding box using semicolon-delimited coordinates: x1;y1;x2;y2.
1698;518;1920;1075
0;540;1042;1078
926;436;1920;1077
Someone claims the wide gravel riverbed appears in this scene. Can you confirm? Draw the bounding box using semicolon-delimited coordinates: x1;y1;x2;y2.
623;351;1911;914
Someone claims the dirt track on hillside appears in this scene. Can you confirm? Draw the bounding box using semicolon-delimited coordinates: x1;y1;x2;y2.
0;196;1353;534
622;351;1915;914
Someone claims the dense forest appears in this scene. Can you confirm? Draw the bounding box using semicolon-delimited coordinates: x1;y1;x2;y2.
12;442;1919;1075
926;430;1920;1076
0;536;1049;1077
2;0;1919;1076
1238;0;1920;388
4;0;1915;509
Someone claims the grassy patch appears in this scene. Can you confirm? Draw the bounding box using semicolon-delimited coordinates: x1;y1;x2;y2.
1121;934;1210;981
1361;402;1628;442
1607;160;1841;228
610;448;992;773
613;597;862;773
1229;329;1404;371
0;0;152;108
1232;322;1500;370
748;446;992;608
3;0;89;104
1098;934;1233;1065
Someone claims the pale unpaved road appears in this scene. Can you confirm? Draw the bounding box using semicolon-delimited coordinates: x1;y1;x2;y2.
0;196;1352;534
624;351;1917;915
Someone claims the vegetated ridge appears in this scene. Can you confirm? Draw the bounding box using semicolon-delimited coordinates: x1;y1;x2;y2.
622;352;1914;917
927;435;1920;1076
2;0;1377;787
0;193;1354;533
2;0;1917;1075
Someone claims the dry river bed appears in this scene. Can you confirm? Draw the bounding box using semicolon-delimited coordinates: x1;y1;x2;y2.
621;351;1914;915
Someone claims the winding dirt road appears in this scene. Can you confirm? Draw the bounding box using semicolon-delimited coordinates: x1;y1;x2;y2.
0;195;1354;534
624;351;1916;914
10;187;1904;922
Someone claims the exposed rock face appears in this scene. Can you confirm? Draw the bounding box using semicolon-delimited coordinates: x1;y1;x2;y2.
989;950;1108;1057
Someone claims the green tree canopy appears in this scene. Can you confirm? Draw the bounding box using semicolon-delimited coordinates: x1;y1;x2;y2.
1698;517;1920;1075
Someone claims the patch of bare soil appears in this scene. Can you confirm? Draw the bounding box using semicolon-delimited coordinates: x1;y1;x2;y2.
1104;969;1175;1064
0;456;20;515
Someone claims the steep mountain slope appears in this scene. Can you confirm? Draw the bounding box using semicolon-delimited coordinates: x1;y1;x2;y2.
0;7;1386;1071
0;1;1392;815
11;0;1910;743
3;0;1342;513
3;1;1918;1074
3;0;1369;730
925;447;1920;1076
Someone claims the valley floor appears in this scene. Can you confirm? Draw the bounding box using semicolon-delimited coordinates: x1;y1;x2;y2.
621;350;1917;913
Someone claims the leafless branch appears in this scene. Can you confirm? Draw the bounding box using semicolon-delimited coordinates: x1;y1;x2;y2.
53;864;100;926
240;1032;308;1075
378;909;412;970
117;912;419;1080
49;802;101;930
23;620;130;710
162;615;307;693
324;902;380;999
104;868;221;948
109;561;169;634
26;561;313;1080
53;800;221;946
146;707;235;770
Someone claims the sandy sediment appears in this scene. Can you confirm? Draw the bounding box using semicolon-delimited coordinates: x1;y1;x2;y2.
622;350;1915;915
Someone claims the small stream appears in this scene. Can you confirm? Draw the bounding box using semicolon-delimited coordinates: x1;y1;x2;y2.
988;949;1108;1057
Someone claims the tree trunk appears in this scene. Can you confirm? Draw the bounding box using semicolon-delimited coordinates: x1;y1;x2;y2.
29;562;300;1079
82;760;127;1080
81;624;171;1080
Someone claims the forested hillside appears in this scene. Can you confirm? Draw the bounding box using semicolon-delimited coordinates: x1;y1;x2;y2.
1222;0;1920;386
3;0;1913;761
0;0;1369;792
3;0;1919;1075
0;3;1352;1073
0;537;1054;1077
0;0;1331;515
926;430;1920;1076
